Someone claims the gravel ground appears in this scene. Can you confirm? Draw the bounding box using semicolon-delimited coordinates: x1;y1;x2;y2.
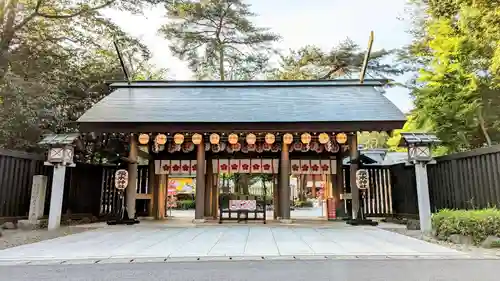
0;226;95;250
385;227;500;257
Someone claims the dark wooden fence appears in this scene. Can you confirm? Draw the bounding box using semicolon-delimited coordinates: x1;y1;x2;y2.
0;149;46;217
343;166;394;217
428;146;500;211
4;145;500;220
0;148;150;219
385;145;500;217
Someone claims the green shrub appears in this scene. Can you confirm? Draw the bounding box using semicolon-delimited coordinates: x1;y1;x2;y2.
294;200;313;208
432;208;500;244
176;200;195;210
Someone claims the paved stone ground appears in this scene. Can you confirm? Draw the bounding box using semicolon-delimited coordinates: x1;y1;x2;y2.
0;223;475;265
0;226;94;250
4;259;500;281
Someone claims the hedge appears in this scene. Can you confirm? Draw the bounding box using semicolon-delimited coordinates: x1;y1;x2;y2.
176;200;196;210
294;200;313;208
432;208;500;244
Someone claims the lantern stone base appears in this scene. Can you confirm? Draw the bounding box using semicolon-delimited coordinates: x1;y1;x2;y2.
17;219;44;230
345;219;378;226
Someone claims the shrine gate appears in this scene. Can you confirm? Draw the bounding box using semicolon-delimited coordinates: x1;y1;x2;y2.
77;79;405;222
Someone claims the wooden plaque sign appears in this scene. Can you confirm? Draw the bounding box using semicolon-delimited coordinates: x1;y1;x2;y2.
114;169;129;191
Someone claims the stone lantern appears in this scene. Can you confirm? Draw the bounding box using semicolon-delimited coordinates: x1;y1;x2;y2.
38;133;81;230
399;132;441;234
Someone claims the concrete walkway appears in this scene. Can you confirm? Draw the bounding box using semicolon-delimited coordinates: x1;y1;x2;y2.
0;224;471;264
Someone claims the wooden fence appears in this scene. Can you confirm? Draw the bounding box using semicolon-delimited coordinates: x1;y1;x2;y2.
0;149;45;217
343;166;394;217
4;145;500;220
428;146;500;211
0;148;151;219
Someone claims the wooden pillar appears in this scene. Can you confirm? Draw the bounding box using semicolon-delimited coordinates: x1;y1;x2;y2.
148;159;155;217
312;175;316;198
280;142;291;221
212;173;219;219
158;174;167;219
126;134;138;220
194;139;206;222
349;133;360;219
204;156;213;217
334;157;346;218
273;174;280;219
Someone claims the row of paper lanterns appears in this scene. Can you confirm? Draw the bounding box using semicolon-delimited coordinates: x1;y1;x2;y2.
138;132;348;146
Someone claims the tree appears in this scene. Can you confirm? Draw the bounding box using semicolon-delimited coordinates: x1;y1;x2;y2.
0;0;165;150
271;40;407;80
357;131;390;149
386;114;449;156
159;0;280;80
402;0;500;152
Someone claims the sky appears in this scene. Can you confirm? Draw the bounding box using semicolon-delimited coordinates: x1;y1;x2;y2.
103;0;414;113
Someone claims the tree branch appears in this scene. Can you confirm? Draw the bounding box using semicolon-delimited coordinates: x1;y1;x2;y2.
37;0;116;19
12;0;44;32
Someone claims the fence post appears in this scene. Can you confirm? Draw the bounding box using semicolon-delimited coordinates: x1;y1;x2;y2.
48;165;67;230
415;162;432;234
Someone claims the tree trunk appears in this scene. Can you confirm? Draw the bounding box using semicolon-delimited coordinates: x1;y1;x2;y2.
477;107;492;146
218;48;225;81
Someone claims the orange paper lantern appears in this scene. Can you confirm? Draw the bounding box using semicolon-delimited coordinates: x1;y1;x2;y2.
192;133;202;145
155;134;167;145
301;133;312;144
335;133;347;144
173;133;184;145
138;133;149;145
210;133;220;144
283;133;293;144
246;133;256;145
228;133;239;144
265;133;275;144
318;133;329;144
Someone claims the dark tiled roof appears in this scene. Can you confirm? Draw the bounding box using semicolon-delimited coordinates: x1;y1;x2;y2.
77;80;405;123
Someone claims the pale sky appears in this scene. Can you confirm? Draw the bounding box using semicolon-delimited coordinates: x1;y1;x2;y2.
104;0;414;113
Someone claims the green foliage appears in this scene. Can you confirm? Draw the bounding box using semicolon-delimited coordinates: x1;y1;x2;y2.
403;0;500;153
175;199;196;210
0;0;166;151
357;131;389;149
271;40;407;80
432;208;500;244
159;0;280;80
294;200;313;208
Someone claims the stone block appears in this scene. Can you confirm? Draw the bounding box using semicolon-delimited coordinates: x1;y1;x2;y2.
448;234;473;245
17;219;44;230
1;221;17;230
481;236;500;248
406;219;420;230
29;175;48;224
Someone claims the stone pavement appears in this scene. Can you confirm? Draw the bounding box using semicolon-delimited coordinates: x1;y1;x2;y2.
0;223;477;265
